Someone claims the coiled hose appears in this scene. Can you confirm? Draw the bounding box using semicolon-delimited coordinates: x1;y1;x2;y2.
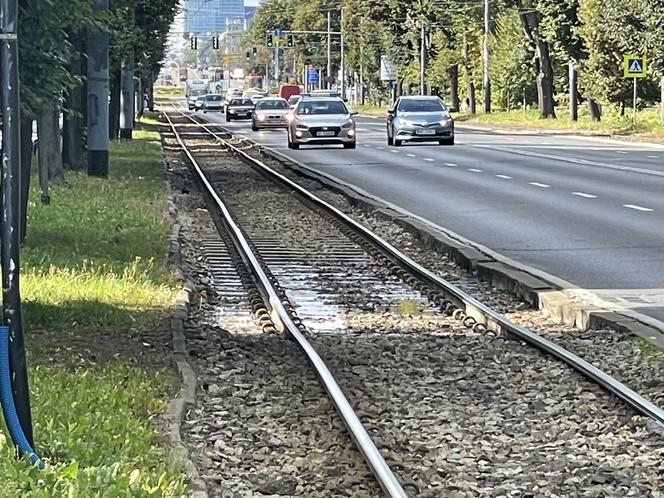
0;326;43;468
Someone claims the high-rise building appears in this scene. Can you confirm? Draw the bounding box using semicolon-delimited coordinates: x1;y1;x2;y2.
184;0;245;35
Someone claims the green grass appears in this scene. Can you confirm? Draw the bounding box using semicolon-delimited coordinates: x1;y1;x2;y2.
22;120;176;332
455;106;664;139
0;115;186;496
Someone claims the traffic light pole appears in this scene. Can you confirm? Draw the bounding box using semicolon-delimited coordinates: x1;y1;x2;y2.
0;0;34;446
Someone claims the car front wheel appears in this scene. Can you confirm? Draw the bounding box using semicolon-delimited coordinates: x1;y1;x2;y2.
387;127;394;146
439;137;454;146
343;142;356;149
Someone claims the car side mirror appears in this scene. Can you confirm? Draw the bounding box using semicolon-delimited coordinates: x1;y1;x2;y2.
349;110;358;116
387;108;395;115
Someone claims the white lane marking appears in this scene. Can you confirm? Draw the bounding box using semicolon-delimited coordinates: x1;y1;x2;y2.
377;146;385;150
648;155;659;159
468;168;483;173
496;174;512;179
363;143;372;147
423;158;434;162
472;145;664;178
444;162;458;167
624;204;653;212
616;150;626;154
407;153;417;158
572;192;597;198
390;149;399;153
529;182;550;188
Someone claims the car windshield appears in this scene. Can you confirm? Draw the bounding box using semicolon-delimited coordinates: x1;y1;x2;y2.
229;99;253;106
397;99;446;112
297;100;348;115
288;96;301;105
206;95;222;101
257;100;288;110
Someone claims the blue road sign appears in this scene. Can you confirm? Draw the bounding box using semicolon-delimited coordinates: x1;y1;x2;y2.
308;68;319;84
274;28;283;37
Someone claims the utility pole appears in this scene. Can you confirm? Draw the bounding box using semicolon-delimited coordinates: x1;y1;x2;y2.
327;11;332;89
420;22;426;95
87;0;110;176
0;0;34;446
340;8;345;100
119;48;135;139
483;0;491;113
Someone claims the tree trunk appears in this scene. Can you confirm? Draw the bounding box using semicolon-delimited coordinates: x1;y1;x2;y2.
569;61;577;121
120;50;134;139
449;64;459;112
517;1;555;118
37;104;64;203
468;82;476;115
660;76;664;124
19;119;33;244
588;98;601;121
148;73;155;112
62;31;85;170
109;69;121;140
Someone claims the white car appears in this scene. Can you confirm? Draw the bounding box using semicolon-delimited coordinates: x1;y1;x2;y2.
252;98;290;130
287;98;357;149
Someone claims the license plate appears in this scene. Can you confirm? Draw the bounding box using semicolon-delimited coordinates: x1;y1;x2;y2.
416;128;436;135
316;131;335;137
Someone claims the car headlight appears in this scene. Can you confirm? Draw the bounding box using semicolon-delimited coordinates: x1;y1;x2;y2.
438;119;453;126
399;119;415;127
257;114;266;121
229;109;236;113
341;120;354;129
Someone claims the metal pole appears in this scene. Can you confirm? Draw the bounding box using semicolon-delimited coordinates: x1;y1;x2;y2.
420;23;425;95
275;48;280;87
0;0;34;446
87;0;110;176
327;11;332;89
340;8;345;100
661;76;664;125
483;0;491;113
633;77;637;127
119;48;135;140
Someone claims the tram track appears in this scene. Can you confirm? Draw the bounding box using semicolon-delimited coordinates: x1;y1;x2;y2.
159;103;664;497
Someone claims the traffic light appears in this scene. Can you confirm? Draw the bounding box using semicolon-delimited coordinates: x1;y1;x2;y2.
252;47;257;56
246;51;251;60
212;36;219;50
286;34;294;48
190;37;198;50
266;33;273;48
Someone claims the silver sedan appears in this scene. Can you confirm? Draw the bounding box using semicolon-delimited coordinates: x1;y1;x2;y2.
287;98;357;149
251;97;290;131
387;96;455;146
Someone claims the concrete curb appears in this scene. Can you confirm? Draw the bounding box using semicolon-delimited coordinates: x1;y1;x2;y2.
163;159;209;497
259;146;664;350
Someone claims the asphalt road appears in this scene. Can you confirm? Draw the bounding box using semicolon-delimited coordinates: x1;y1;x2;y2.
198;110;664;327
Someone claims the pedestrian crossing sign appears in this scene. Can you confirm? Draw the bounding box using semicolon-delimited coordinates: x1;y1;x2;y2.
623;55;647;78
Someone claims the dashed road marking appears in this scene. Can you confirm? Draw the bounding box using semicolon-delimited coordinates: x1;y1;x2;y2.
423;158;434;162
363;143;372;147
572;192;597;198
496;174;512;179
616;150;626;154
407;153;417;158
390;149;399;153
529;182;550;188
648;155;659;159
624;204;653;212
444;162;458;167
377;146;385;150
468;168;483;172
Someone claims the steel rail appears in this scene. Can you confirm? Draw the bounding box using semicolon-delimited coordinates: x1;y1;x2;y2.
171;108;664;428
162;110;408;498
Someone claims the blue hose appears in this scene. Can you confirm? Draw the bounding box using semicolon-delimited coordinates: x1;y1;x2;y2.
0;326;43;468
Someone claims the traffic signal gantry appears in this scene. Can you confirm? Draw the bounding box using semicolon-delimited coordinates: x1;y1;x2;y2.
265;30;296;48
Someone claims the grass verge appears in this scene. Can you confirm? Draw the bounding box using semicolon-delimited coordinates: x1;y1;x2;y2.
0;115;186;496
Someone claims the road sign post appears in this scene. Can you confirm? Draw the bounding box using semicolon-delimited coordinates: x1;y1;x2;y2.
623;55;647;127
